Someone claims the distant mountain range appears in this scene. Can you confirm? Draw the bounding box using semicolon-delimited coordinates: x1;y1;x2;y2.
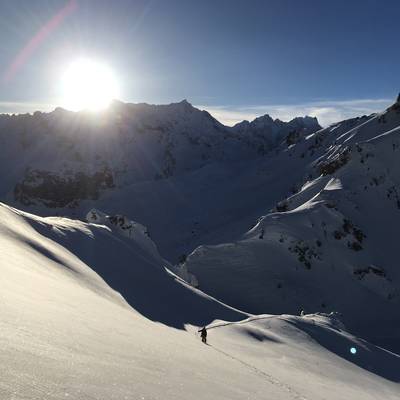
0;99;320;257
0;99;320;208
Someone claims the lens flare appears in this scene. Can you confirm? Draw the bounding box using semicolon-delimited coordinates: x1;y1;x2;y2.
350;347;357;355
3;0;77;83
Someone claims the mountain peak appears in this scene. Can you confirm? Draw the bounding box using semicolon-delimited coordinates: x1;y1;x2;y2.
288;115;321;129
173;99;194;110
52;106;69;114
253;114;275;125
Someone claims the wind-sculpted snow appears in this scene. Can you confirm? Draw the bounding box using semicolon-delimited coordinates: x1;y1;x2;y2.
0;203;246;329
1;202;399;399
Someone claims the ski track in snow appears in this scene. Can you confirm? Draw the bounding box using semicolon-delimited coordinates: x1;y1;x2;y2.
202;316;309;400
209;344;308;400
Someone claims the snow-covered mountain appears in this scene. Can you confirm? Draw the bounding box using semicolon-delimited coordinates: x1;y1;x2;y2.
0;99;319;207
233;114;320;151
182;99;400;351
1;202;399;399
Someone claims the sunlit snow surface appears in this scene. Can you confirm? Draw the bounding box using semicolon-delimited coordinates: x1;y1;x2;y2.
0;203;399;399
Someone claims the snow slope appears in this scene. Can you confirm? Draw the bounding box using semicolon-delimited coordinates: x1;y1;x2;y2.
0;203;245;329
207;313;400;400
1;202;399;399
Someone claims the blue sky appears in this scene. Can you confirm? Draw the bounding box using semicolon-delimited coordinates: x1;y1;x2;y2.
0;0;399;125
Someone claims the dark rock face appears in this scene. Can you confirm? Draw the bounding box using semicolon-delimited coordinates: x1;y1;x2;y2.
286;130;301;145
353;265;386;279
318;149;350;176
14;168;115;208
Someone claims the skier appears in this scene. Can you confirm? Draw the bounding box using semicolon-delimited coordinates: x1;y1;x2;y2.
199;327;207;344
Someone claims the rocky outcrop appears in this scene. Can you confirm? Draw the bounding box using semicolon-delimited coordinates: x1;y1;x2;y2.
14;167;115;208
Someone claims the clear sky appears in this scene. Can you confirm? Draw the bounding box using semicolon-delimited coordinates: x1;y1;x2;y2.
0;0;399;126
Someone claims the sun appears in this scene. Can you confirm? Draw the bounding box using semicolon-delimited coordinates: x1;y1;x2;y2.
61;59;119;111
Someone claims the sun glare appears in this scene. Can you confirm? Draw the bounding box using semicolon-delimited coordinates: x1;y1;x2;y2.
61;59;119;111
